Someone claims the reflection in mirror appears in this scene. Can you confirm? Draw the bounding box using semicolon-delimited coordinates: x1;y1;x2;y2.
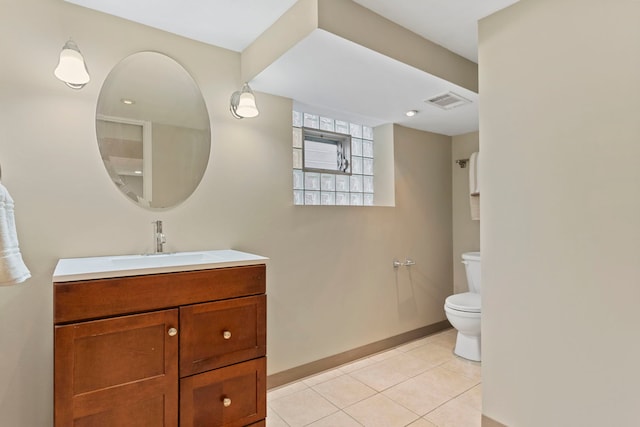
96;52;210;209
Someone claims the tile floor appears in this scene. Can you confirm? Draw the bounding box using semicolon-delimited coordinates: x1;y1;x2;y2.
266;329;481;427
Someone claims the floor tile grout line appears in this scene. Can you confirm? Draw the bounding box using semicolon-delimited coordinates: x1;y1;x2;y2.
273;373;481;426
344;356;457;395
267;382;311;403
336;330;456;374
310;373;379;410
267;404;292;427
375;375;478;419
301;409;364;427
267;329;470;427
419;381;483;421
268;386;341;427
446;382;483;411
353;357;481;418
438;363;481;383
341;394;424;427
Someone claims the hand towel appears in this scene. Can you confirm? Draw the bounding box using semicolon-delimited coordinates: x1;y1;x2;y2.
470;194;480;221
469;152;479;196
469;152;480;221
0;183;31;286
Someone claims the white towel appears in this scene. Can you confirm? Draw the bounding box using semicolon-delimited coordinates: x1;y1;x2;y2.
0;183;31;286
469;152;480;221
470;194;480;221
469;152;480;196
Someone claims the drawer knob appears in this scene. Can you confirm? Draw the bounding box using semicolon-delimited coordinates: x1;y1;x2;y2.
222;397;232;407
223;330;232;340
168;327;178;337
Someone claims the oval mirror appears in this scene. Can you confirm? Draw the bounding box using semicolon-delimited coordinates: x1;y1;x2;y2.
96;52;210;209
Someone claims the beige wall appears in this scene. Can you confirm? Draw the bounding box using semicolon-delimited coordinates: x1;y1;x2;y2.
373;123;396;206
452;132;480;294
479;0;640;426
0;0;453;424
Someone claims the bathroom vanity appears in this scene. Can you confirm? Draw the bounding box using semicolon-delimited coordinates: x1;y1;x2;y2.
53;250;268;427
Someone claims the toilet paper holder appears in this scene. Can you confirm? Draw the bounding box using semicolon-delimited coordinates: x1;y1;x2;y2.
393;258;416;268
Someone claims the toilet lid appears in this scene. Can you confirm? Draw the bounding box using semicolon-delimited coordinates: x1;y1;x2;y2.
445;292;481;313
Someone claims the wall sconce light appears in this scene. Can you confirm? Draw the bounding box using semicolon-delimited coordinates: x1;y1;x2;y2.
54;39;90;89
230;83;259;119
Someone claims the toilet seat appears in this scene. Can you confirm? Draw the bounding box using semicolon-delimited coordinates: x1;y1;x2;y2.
445;292;481;313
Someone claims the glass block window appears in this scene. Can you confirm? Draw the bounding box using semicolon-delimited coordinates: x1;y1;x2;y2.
293;110;374;206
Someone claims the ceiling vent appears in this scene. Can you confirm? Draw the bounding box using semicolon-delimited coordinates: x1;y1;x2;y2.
425;91;472;110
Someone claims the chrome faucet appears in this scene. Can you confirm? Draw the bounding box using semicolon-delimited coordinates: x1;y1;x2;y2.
153;220;166;253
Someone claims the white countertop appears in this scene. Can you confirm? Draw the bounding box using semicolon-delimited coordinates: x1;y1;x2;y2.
53;249;268;282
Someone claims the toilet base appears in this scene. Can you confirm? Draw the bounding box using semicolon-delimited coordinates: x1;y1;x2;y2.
454;332;481;362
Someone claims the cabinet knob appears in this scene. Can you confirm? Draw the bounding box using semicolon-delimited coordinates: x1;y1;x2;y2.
168;327;178;337
222;330;232;340
222;397;232;407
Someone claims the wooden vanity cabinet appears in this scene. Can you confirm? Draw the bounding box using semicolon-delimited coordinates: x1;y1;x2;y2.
54;264;266;427
55;309;179;426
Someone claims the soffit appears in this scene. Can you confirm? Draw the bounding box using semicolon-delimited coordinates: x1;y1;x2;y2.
64;0;519;135
353;0;520;63
251;30;479;136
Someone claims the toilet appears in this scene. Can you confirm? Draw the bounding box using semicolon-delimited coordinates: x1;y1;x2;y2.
444;251;481;361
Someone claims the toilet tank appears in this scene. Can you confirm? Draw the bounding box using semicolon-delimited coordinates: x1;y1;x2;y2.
462;252;481;293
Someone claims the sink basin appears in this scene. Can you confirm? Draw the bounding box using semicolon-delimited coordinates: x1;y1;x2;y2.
53;249;268;282
109;251;222;268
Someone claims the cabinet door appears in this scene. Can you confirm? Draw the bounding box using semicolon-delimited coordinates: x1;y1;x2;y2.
180;357;266;427
54;309;179;427
180;295;266;377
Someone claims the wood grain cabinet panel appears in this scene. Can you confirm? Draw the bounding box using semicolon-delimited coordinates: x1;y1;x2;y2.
54;265;267;427
180;358;266;427
54;309;179;427
180;295;266;377
54;265;266;324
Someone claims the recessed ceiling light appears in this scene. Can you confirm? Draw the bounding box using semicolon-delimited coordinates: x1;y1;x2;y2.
134;170;142;175
405;110;418;117
121;98;135;105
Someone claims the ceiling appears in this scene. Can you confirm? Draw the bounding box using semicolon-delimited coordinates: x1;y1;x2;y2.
252;30;480;135
66;0;519;135
65;0;300;52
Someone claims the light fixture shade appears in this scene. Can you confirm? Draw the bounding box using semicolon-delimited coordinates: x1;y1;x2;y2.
230;83;259;119
54;40;90;89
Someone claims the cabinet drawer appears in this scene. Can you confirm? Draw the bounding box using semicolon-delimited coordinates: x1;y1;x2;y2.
180;295;266;377
180;357;266;427
54;265;265;323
